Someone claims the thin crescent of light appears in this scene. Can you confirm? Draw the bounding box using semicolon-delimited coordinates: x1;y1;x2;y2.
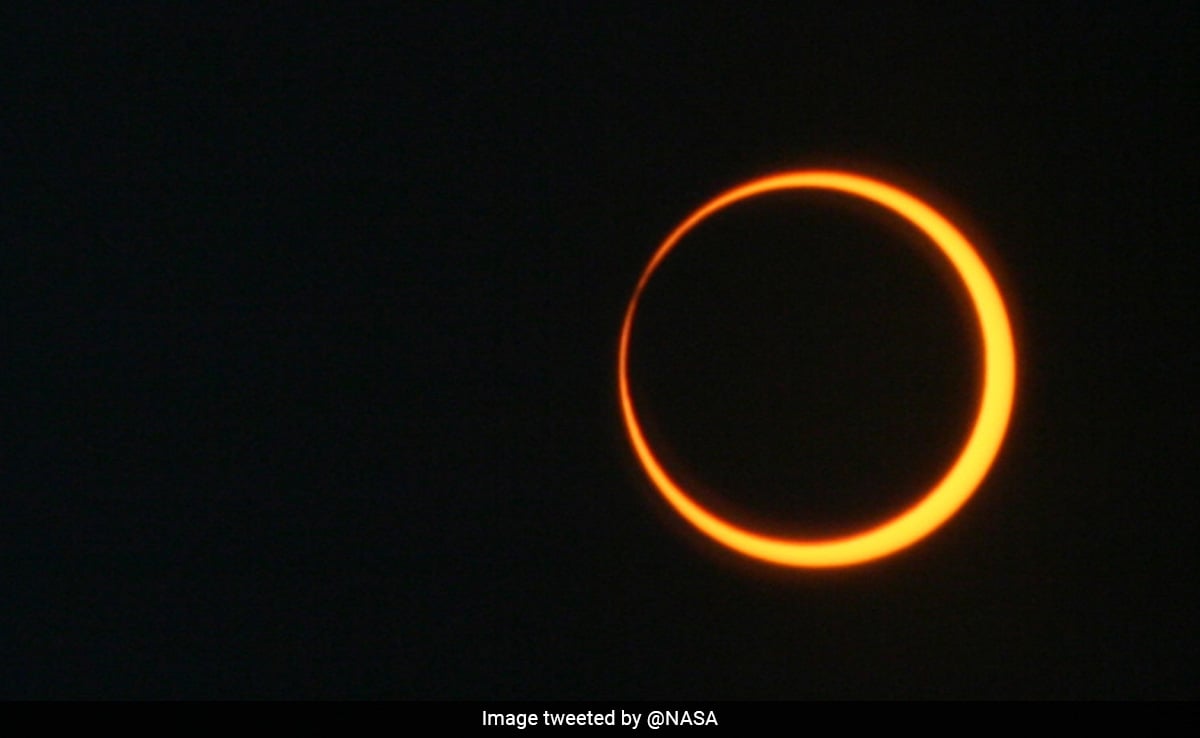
618;170;1016;568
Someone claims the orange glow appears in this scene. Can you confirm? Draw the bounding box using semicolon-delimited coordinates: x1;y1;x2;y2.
618;171;1016;568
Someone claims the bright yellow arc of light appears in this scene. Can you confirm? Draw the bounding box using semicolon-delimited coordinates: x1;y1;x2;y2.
618;170;1016;568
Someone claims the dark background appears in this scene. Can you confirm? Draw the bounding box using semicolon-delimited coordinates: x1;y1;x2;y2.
4;4;1194;698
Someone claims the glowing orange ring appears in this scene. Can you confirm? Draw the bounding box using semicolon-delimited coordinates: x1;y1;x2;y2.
618;171;1016;567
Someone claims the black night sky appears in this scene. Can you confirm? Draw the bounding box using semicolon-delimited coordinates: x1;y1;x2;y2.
4;5;1195;698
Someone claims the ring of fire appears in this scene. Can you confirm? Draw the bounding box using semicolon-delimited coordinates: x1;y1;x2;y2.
618;171;1016;568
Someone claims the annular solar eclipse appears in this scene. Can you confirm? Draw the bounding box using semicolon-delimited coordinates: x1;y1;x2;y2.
618;170;1016;568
